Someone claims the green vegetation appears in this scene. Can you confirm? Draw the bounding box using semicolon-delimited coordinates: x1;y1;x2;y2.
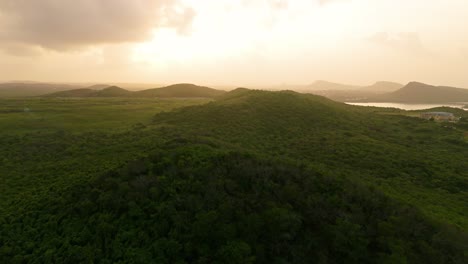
134;83;226;98
1;89;467;263
0;97;210;134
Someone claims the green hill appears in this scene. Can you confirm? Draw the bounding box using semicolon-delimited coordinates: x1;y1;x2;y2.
43;83;226;98
94;86;132;97
134;83;226;98
155;90;468;228
1;89;467;263
363;82;468;103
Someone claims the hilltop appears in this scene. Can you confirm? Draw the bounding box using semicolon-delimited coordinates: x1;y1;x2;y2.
362;82;468;103
86;84;113;90
133;83;226;98
93;86;132;97
43;83;226;98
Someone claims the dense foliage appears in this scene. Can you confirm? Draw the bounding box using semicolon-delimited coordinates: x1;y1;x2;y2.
2;144;467;263
155;90;468;228
1;90;467;262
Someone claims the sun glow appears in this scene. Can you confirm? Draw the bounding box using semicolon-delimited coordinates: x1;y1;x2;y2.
131;0;360;68
4;0;468;86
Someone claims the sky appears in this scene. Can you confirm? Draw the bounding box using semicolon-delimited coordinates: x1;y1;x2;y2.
0;0;467;87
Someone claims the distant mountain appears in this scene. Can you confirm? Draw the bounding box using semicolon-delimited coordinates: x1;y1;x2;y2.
303;81;403;102
363;82;468;103
311;90;379;102
306;80;361;91
360;81;404;92
0;82;83;97
43;83;226;98
134;83;226;98
304;81;403;92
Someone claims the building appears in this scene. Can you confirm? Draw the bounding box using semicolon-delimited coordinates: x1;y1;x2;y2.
420;112;457;122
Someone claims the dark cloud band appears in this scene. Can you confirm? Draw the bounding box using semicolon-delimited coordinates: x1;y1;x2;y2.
0;0;194;51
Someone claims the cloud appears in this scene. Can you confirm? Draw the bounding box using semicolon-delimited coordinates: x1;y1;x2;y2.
268;0;289;10
161;6;196;35
368;32;428;55
318;0;347;6
0;0;195;51
0;43;43;57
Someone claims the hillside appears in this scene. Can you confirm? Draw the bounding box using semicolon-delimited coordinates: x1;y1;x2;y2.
363;82;468;103
1;89;467;262
155;90;468;228
43;83;226;98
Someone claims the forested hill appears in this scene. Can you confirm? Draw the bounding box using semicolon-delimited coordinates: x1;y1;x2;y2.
154;89;468;229
133;83;226;98
362;82;468;103
43;83;226;98
1;89;467;263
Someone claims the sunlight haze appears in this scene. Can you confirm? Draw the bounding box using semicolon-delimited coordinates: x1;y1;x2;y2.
1;0;467;87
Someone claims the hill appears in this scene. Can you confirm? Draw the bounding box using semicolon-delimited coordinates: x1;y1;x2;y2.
155;89;468;228
134;83;226;98
85;84;113;90
361;81;404;92
43;86;131;97
1;89;467;262
0;82;82;97
303;81;403;102
363;82;468;103
306;80;362;91
304;80;402;92
43;83;226;98
93;86;132;97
